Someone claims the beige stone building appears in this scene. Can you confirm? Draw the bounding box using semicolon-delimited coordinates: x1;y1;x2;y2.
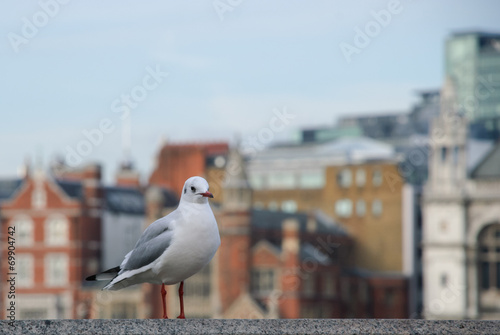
246;137;404;272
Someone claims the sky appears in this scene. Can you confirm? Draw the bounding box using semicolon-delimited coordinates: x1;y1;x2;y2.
1;0;500;184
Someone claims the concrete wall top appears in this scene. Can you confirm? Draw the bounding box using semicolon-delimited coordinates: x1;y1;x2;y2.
2;319;500;335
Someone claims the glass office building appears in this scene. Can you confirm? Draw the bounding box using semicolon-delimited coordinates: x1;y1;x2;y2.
446;31;500;128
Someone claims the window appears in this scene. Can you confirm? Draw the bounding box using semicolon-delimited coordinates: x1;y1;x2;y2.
32;188;46;209
384;288;396;307
281;200;297;213
337;169;352;188
185;265;210;298
322;272;336;298
335;199;352;218
251;268;275;295
17;254;34;288
478;224;500;291
441;273;448;287
45;215;69;246
372;169;383;187
303;273;316;297
19;308;48;320
268;201;278;211
356;200;366;217
372;200;383;217
254;202;264;209
355;169;366;187
453;146;460;164
359;281;369;303
45;253;69;286
249;175;265;190
341;278;350;302
12;216;34;246
441;147;448;162
299;171;325;189
267;173;295;189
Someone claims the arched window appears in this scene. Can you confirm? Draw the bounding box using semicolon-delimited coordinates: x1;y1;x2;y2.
478;223;500;309
337;168;352;188
45;215;69;246
355;169;366;187
372;168;383;187
11;215;34;246
335;199;352;218
372;199;383;217
45;253;69;286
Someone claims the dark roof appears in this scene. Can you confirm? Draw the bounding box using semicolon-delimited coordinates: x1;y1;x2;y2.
250;209;347;236
346;267;408;279
104;186;146;215
254;241;332;265
471;141;500;179
159;187;179;208
300;243;332;265
55;180;83;199
0;179;23;201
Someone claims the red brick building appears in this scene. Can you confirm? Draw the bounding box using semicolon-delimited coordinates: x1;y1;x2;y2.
1;141;408;319
0;165;102;319
149;142;228;200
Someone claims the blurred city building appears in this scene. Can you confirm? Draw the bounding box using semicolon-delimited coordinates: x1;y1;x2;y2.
446;31;500;128
0;141;408;320
0;160;179;319
246;137;403;272
423;77;500;320
158;146;408;319
0;163;104;319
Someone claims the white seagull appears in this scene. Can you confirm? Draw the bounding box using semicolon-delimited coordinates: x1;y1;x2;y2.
86;176;221;319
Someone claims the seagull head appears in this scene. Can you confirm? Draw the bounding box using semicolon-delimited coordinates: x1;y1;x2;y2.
181;176;214;204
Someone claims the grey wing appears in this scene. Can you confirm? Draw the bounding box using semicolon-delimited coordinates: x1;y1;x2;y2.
121;211;179;271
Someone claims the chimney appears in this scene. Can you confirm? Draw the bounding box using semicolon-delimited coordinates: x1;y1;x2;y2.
280;218;301;318
115;161;141;188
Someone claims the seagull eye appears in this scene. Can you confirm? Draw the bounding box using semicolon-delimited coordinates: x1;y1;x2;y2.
191;186;196;192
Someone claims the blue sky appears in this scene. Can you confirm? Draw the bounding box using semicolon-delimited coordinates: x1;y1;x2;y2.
1;0;500;183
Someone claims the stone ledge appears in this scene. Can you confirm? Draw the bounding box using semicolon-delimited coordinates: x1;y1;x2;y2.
1;319;499;335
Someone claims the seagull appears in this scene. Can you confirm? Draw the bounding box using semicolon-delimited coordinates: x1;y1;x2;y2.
86;176;221;319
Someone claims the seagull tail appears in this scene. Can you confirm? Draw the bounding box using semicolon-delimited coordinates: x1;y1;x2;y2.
85;266;120;282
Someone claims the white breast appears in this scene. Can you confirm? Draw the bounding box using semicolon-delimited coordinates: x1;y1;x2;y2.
152;204;220;285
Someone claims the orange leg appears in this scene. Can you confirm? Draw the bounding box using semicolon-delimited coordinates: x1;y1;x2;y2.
177;281;185;319
161;284;168;319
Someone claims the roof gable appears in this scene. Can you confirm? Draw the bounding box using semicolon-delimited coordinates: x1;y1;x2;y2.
1;175;80;210
252;240;282;265
223;291;267;319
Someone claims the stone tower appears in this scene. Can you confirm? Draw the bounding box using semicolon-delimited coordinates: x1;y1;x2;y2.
428;76;468;191
423;77;469;319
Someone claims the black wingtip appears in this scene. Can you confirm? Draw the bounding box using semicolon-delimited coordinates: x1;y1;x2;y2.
85;266;121;281
86;274;97;281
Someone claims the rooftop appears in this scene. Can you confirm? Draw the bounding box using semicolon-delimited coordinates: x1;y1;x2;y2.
250;137;397;169
0;178;22;202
